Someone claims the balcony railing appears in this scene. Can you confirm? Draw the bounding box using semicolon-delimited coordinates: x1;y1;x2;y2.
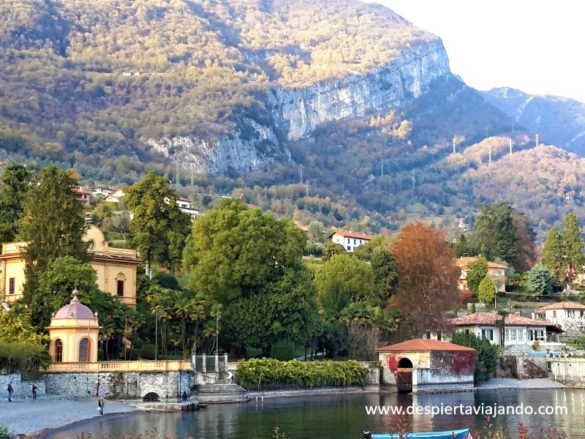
47;360;192;373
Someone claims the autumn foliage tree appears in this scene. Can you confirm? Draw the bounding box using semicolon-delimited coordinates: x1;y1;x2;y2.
391;222;460;336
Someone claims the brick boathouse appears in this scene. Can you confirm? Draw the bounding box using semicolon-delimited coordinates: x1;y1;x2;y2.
377;339;476;393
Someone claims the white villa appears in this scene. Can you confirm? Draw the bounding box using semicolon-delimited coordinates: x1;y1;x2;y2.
447;312;562;349
327;230;371;252
534;302;585;337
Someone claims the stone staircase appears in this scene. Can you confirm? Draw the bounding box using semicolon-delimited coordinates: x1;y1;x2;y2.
194;383;250;404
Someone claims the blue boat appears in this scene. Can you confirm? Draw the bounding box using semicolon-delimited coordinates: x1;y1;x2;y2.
363;428;471;439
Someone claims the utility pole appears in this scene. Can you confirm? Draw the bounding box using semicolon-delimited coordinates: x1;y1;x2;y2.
190;167;194;188
299;164;303;185
411;169;416;191
452;137;456;154
509;138;513;157
535;134;539;147
175;160;180;187
488;143;492;166
305;180;310;197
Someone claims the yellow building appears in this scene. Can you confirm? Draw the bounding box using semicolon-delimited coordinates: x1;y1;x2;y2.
0;226;139;308
47;288;100;363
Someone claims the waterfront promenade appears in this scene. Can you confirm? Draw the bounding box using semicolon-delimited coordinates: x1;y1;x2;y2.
0;397;136;436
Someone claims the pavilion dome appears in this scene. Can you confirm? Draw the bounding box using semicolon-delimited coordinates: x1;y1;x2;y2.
53;288;97;320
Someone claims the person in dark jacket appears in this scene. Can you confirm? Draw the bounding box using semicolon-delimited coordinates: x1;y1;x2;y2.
7;382;14;402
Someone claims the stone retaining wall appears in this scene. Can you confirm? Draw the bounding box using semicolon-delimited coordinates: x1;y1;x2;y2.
0;374;46;400
45;371;193;400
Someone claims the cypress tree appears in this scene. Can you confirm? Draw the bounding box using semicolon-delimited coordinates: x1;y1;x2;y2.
562;213;585;279
20;165;88;326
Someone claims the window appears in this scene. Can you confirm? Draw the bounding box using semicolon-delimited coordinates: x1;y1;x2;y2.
481;329;494;341
353;239;357;245
54;339;63;363
79;338;90;363
511;330;517;341
8;277;15;295
115;273;127;297
505;329;510;341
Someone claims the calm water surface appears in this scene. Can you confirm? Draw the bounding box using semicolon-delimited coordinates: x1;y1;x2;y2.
48;389;585;438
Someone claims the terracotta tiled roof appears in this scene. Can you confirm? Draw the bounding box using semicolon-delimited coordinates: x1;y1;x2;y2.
449;312;547;327
536;301;585;312
454;257;507;270
376;339;476;352
328;230;372;240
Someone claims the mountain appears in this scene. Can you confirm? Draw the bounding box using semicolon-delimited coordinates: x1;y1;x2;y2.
0;0;447;175
1;0;585;236
482;88;585;156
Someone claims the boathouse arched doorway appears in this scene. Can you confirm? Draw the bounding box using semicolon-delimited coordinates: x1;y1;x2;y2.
397;358;413;393
143;392;160;402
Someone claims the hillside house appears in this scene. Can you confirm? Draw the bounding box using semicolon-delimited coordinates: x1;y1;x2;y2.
534;302;585;337
327;230;371;252
92;186;113;197
104;190;126;203
0;226;139;308
176;198;199;219
447;312;562;349
73;187;91;207
455;257;507;293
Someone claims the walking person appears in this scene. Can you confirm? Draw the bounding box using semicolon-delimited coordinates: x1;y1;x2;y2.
7;382;13;402
98;397;105;415
32;383;37;400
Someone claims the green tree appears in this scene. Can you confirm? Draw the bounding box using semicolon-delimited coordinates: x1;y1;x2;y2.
20;165;88;325
307;220;325;243
184;199;306;303
322;241;346;261
477;275;496;305
526;264;553;297
370;248;399;307
466;257;488;294
451;331;499;384
562;213;585;285
127;171;191;275
222;265;318;356
471;201;518;264
0;305;46;345
0;163;31;243
314;253;375;318
541;227;565;283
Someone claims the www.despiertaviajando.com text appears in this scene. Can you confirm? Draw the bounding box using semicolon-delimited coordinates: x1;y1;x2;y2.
365;403;568;418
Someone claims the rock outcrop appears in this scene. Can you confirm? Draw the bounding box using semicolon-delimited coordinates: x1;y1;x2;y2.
271;40;451;141
154;40;451;175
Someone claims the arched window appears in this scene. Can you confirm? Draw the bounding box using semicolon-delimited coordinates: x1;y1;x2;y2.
79;338;90;363
115;273;127;297
54;339;63;363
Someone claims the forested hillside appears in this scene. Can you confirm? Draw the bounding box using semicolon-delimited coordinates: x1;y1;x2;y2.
483;88;585;156
1;0;584;237
0;0;434;172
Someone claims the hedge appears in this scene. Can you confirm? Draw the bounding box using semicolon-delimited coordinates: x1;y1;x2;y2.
0;342;51;374
235;358;366;390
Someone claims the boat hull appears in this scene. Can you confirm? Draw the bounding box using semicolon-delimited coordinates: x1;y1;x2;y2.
368;428;471;439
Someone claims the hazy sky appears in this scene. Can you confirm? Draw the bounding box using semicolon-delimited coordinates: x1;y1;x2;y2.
378;0;585;103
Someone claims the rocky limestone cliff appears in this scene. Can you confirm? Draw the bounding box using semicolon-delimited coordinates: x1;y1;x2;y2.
146;118;288;175
271;40;451;141
150;40;451;175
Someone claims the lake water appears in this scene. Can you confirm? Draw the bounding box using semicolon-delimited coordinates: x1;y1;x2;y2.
47;389;585;438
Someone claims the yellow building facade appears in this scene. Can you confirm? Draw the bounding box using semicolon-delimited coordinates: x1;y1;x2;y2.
0;226;139;307
47;289;100;363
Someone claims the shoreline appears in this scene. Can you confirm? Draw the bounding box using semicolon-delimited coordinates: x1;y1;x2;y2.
2;378;569;437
